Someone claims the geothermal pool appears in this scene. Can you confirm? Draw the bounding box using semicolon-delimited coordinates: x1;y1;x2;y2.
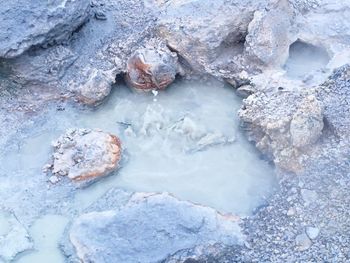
1;80;277;262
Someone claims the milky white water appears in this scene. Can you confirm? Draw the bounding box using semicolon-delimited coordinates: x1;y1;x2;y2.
71;81;276;215
0;213;11;236
2;80;277;262
16;215;69;263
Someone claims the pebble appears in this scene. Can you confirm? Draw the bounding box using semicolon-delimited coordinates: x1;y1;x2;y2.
49;175;59;184
287;207;296;216
295;233;312;251
300;189;318;205
306;227;320;240
94;11;107;20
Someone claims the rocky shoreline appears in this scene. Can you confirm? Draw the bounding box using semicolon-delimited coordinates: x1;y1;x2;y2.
1;0;350;262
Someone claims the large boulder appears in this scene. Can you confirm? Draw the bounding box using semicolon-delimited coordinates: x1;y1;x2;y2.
49;129;122;183
239;90;324;173
125;41;179;92
0;0;90;58
69;192;243;263
245;0;296;67
157;0;267;72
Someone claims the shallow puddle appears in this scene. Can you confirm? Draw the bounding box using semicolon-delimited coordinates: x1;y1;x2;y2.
3;80;277;262
63;80;275;215
16;215;69;263
0;212;11;236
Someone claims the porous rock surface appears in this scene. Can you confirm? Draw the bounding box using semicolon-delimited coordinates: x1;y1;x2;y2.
68;192;243;263
239;64;350;173
125;41;179;91
316;64;350;140
50;128;122;182
0;0;90;58
239;91;324;173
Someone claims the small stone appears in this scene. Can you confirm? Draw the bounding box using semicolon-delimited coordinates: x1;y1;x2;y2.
295;233;312;251
49;175;59;184
42;164;52;173
287;207;296;216
94;11;107;20
306;227;320;240
301;189;318;205
236;85;255;98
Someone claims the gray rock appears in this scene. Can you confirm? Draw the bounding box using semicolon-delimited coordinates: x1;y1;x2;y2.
69;192;243;263
290;95;324;148
295;232;312;251
71;68;116;106
0;0;90;58
317;65;350;140
157;0;267;72
301;189;318;205
306;227;320;240
0;45;77;87
0;210;33;262
245;0;296;67
236;85;256;98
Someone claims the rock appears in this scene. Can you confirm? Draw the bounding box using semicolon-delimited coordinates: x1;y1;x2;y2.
317;65;350;140
125;41;179;92
157;0;267;72
286;207;296;216
0;45;77;88
95;11;107;21
236;85;256;98
0;210;33;262
50;129;122;183
0;0;90;58
300;189;318;206
239;90;303;172
69;192;243;263
295;232;312;251
239;88;324;173
72;68;116;106
306;227;320;240
49;175;59;184
290;95;324;148
195;132;235;152
245;0;296;67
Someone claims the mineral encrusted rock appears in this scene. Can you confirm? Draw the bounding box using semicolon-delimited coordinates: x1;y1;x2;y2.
50;129;122;182
125;41;179;91
239;91;323;172
0;210;33;262
69;192;243;263
0;0;90;58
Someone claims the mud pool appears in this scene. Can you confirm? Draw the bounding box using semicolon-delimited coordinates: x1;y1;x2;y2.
1;80;277;262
